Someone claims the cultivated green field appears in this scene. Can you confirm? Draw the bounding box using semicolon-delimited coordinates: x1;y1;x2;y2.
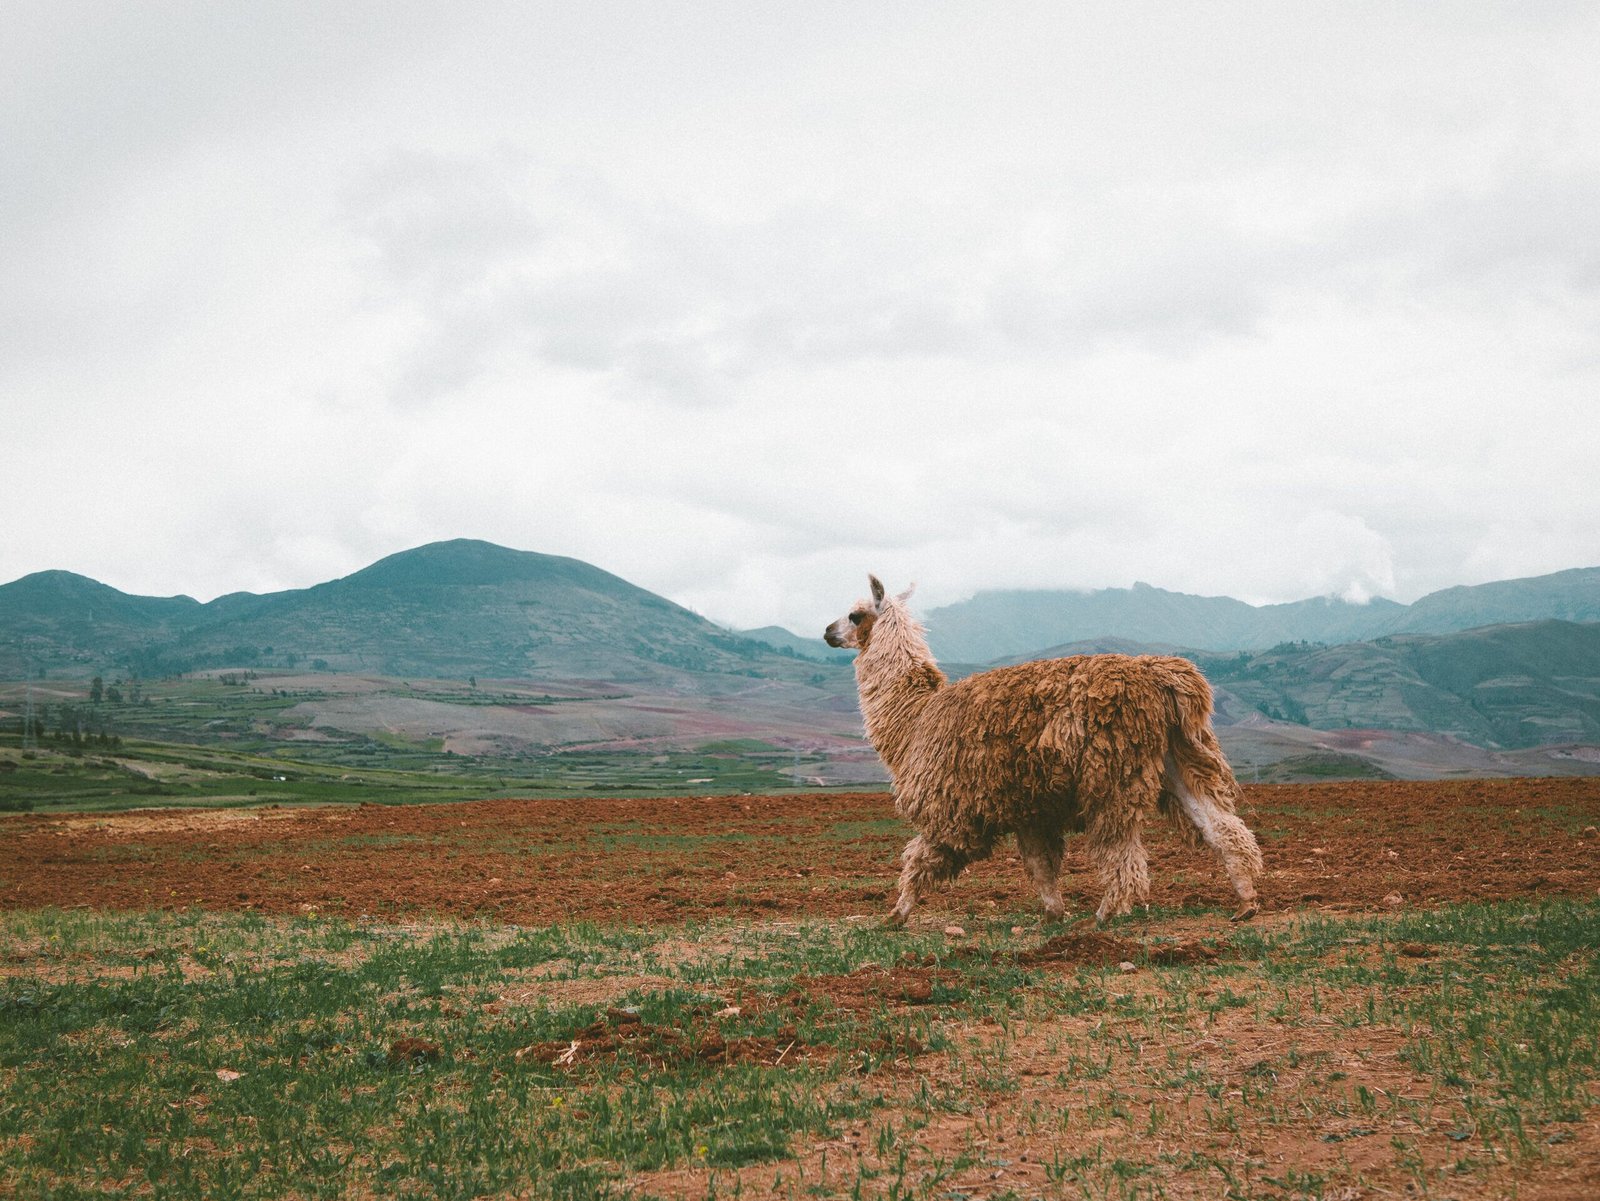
2;902;1596;1199
0;738;814;815
0;672;857;811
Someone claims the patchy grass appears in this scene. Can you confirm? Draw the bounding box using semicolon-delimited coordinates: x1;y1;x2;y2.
2;901;1598;1198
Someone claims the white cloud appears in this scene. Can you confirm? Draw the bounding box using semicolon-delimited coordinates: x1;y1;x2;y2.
2;2;1599;637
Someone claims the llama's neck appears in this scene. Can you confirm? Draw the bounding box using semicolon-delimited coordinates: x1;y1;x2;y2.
855;605;946;779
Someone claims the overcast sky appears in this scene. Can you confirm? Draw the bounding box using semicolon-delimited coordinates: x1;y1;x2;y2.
4;2;1598;633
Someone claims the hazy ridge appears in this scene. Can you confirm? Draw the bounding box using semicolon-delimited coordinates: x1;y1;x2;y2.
922;568;1600;662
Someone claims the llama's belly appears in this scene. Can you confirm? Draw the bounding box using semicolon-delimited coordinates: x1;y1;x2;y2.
894;734;1079;835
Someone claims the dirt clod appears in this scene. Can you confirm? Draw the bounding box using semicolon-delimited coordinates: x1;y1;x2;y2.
387;1038;440;1066
1017;928;1231;968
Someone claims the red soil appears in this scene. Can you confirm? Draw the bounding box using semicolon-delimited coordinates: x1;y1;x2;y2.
3;778;1597;924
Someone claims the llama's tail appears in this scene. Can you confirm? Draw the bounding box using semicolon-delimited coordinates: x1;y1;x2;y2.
1157;662;1264;898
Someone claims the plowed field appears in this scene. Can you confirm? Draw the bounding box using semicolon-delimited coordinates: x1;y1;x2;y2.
5;777;1597;923
6;777;1600;1200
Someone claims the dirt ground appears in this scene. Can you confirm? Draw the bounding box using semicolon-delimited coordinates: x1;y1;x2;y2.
3;777;1598;923
4;778;1600;1199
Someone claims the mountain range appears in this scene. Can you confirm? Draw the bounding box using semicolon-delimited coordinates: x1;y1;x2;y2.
0;540;824;684
918;568;1600;663
3;541;1600;776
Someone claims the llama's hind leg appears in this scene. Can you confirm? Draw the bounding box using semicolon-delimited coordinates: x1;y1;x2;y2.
888;835;975;927
1166;755;1263;921
1015;827;1067;921
1086;802;1151;924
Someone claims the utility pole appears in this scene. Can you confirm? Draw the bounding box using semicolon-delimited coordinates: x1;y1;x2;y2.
21;683;37;750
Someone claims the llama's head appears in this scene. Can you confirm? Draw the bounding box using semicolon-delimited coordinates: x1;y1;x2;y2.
824;575;915;652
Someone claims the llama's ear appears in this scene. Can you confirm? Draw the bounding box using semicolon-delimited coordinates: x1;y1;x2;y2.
897;583;917;605
868;575;886;607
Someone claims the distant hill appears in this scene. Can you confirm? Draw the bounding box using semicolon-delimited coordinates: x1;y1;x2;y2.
1384;567;1600;634
1192;620;1600;749
924;568;1600;662
0;540;845;685
0;571;203;675
737;625;854;663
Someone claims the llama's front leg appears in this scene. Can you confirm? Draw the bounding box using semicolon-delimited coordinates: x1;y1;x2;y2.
1015;827;1067;921
887;835;971;927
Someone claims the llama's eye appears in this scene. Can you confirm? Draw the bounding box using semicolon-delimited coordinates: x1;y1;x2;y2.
849;610;867;624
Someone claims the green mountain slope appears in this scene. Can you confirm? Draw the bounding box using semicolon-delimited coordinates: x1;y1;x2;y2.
1384;567;1600;635
0;571;202;675
1193;620;1600;749
0;541;835;684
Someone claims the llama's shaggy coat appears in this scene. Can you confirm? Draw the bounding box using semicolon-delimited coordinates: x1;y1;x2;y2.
825;577;1263;924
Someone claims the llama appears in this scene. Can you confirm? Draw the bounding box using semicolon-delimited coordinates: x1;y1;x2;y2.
824;576;1263;925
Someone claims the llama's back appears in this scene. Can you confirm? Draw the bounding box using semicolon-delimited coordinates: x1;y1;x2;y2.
894;654;1209;834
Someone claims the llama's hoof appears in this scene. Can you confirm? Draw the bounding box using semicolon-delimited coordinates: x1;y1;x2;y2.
1094;901;1132;925
884;908;910;928
1229;902;1259;923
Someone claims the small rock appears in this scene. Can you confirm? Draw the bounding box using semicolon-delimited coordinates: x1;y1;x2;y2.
943;924;966;938
1384;849;1399;860
1010;925;1026;936
1382;892;1404;908
214;1068;244;1083
1118;961;1138;973
713;1005;742;1018
1581;826;1598;839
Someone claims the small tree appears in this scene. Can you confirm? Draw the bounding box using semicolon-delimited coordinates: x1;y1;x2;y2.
90;676;103;704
